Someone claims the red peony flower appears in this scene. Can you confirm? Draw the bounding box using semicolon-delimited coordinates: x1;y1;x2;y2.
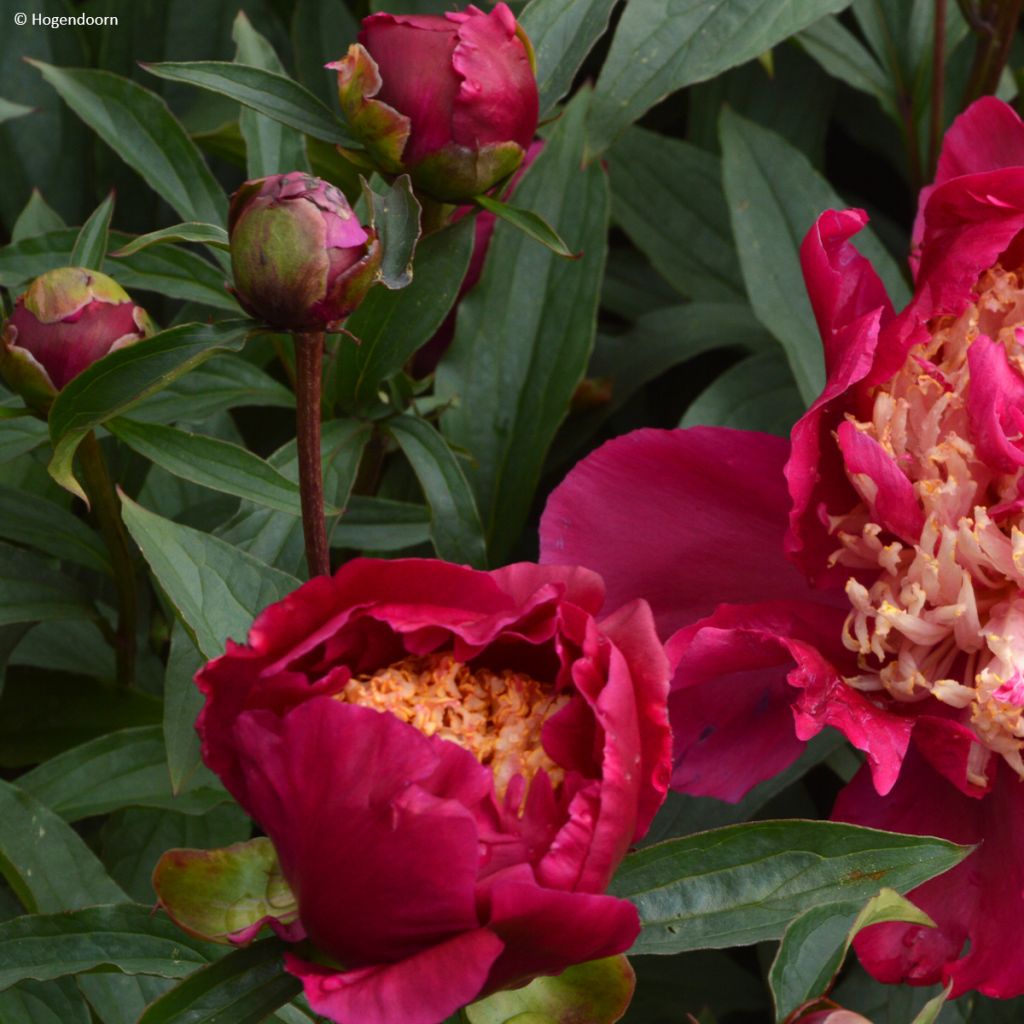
330;4;539;202
540;97;1024;999
190;557;670;1024
1;267;154;407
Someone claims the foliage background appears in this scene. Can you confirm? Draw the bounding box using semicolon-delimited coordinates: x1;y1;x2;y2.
0;0;1019;1021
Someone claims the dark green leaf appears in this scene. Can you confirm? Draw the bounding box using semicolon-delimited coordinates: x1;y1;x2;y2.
769;889;934;1021
385;415;488;568
609;820;970;955
233;12;310;178
110;223;230;259
680;350;804;436
0;482;110;573
109;418;306;515
368;176;421;290
70;192;115;271
137;939;300;1024
0;417;48;465
47;321;253;501
587;0;855;156
0;978;91;1024
0;904;219;990
128;355;293;425
17;727;228;822
142;60;358;148
608;126;740;301
30;62;226;228
291;0;359;108
164;624;206;795
473;195;578;259
0;98;32;125
0;779;125;914
436;91;608;562
120;495;298;659
336;216;474;409
0;672;162;768
330;496;430;552
11;191;65;244
798;15;891;112
0;544;95;627
719;108;908;403
520;0;618;116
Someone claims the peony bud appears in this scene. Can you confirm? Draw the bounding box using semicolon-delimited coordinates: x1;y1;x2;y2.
330;3;539;202
1;267;154;408
228;172;381;332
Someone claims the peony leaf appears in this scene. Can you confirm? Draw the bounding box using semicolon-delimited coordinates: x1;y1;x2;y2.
719;108;910;405
11;189;65;244
107;418;312;516
16;726;227;822
608;125;741;302
232;12;310;179
610;820;970;955
466;956;634;1024
0;543;97;627
46;320;254;502
0;229;240;311
29;62;227;229
0;903;220;989
0;977;91;1024
141;60;359;149
336;215;474;409
153;838;298;946
330;496;431;552
119;495;298;659
0;97;32;125
909;982;953;1024
436;89;608;563
136;938;302;1024
291;0;359;109
385;414;488;568
70;192;115;271
110;222;230;259
163;624;206;797
364;175;421;290
769;888;936;1021
586;0;855;157
680;350;804;437
519;0;618;117
471;195;578;259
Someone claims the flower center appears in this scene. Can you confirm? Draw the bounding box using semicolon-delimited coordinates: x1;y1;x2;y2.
336;653;569;801
830;265;1024;784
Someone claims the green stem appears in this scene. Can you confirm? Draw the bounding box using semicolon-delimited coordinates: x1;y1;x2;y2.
294;330;330;578
78;431;136;687
964;0;1022;103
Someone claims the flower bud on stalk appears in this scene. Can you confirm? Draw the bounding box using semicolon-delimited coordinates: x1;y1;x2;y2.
1;267;154;411
228;172;381;580
330;3;539;202
228;173;381;332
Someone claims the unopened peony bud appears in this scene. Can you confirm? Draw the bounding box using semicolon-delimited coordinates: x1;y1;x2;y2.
330;3;539;202
228;172;381;332
1;267;154;408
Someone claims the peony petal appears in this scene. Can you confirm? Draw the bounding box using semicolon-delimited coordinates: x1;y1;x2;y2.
966;334;1024;472
483;866;640;991
234;699;486;965
287;927;504;1024
836;752;1024;998
666;600;847;801
541;427;822;639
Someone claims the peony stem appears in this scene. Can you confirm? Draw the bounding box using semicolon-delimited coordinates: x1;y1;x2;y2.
78;431;137;687
963;0;1022;103
294;330;330;578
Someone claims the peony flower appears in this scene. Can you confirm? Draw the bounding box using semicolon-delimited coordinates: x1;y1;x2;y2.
540;97;1024;999
228;172;381;332
177;557;670;1024
1;266;154;406
329;4;539;202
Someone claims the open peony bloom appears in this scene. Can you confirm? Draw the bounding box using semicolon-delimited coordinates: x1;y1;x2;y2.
540;97;1024;999
1;267;154;407
330;4;539;202
228;172;381;332
180;558;670;1024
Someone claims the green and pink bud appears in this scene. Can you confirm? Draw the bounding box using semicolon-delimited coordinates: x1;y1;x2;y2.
227;172;381;332
1;267;154;408
330;4;539;202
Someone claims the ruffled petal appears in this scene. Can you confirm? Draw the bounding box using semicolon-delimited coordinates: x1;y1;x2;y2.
836;752;1024;998
287;927;504;1024
966;334;1024;472
541;427;820;639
